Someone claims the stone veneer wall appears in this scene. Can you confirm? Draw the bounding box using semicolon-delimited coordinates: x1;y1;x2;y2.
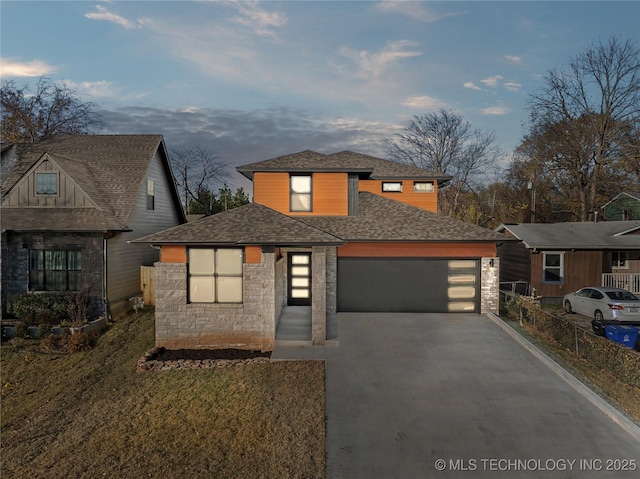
1;231;105;319
481;257;500;314
154;249;277;351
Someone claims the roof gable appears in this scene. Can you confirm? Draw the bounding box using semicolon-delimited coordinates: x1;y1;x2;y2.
236;150;451;183
1;135;185;230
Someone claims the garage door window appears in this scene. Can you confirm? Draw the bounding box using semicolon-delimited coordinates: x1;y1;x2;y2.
448;260;477;312
543;252;563;284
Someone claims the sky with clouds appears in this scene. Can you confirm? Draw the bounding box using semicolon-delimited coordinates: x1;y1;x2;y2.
1;1;639;190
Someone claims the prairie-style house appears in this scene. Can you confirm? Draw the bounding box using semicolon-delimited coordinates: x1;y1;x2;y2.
134;150;505;351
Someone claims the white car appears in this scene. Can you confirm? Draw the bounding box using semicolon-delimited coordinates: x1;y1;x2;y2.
563;287;640;322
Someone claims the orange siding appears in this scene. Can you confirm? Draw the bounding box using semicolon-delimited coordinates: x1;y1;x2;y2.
310;172;348;215
253;172;348;216
253;172;290;213
338;242;496;258
161;245;187;263
358;179;438;212
530;250;603;298
245;245;262;264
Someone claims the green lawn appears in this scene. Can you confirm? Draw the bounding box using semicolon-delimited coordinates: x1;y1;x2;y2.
1;310;325;479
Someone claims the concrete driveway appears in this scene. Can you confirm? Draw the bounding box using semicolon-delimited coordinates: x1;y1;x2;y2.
325;313;640;478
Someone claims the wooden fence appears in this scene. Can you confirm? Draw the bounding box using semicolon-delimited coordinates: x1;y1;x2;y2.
140;266;156;307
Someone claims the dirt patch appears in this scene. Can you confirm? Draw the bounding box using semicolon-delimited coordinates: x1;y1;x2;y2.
153;348;271;361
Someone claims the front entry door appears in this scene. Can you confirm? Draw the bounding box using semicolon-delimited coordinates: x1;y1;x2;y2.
288;253;312;306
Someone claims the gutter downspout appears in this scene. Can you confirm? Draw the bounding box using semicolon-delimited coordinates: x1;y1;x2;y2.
103;235;112;321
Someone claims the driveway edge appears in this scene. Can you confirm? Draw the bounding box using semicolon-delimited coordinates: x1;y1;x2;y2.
487;312;640;443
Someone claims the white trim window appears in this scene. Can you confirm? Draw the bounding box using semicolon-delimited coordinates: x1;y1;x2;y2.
382;181;402;192
612;251;627;268
542;252;563;284
188;248;243;303
413;181;434;192
290;175;312;212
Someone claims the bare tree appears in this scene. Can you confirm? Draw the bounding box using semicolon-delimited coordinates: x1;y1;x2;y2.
170;146;230;215
1;77;103;142
386;109;501;217
525;37;640;221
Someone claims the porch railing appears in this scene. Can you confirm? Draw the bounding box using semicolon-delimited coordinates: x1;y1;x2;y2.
601;273;640;295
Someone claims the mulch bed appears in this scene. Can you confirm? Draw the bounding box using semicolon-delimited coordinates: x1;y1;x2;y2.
153;348;271;361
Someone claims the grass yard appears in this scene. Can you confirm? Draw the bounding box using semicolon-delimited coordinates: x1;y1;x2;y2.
1;310;325;479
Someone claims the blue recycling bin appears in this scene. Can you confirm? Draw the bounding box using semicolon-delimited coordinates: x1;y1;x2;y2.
604;324;640;349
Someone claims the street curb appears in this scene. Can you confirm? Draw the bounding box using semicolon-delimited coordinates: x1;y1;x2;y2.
487;312;640;444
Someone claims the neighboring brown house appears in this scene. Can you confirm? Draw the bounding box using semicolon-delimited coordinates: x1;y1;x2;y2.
497;221;640;300
1;135;185;319
134;150;505;351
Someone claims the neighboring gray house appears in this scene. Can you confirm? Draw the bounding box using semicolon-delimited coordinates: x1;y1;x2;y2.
1;135;185;319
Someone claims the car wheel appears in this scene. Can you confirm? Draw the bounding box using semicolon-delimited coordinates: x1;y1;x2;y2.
594;310;604;322
564;300;573;314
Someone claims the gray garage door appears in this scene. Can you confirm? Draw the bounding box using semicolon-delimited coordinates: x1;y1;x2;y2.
337;258;479;313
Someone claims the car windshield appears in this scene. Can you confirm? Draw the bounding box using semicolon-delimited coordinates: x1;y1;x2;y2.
605;291;640;301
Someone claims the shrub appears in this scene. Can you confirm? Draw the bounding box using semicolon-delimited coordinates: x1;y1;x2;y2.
14;322;28;339
7;291;91;326
39;334;66;353
67;332;93;353
38;323;53;339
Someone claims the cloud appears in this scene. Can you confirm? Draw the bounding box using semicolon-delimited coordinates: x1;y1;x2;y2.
402;95;447;109
376;1;467;23
503;82;522;92
339;40;422;80
463;82;484;92
481;106;509;115
85;5;138;29
504;55;522;63
0;58;56;77
480;75;503;87
227;0;288;38
65;80;117;98
97;106;396;188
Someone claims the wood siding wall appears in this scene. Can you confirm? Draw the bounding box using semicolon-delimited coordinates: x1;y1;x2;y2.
107;150;183;317
2;157;96;207
161;245;187;263
253;172;348;215
530;250;604;299
245;246;262;264
358;179;438;212
338;242;496;258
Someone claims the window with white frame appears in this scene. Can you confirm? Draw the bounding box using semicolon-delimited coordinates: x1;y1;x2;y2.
188;248;243;303
542;252;563;284
290;175;312;212
413;181;434;192
612;251;627;268
36;172;58;195
382;182;402;192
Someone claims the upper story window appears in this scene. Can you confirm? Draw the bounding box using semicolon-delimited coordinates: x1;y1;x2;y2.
542;252;563;284
382;182;402;192
36;172;58;195
413;181;434;193
290;175;312;212
147;179;155;210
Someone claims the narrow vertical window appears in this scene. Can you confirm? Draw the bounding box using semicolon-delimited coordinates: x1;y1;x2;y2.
290;175;312;212
147;179;155;210
36;172;57;195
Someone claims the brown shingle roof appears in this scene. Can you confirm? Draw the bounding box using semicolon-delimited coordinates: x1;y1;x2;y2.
0;208;109;231
132;202;344;245
236;150;451;183
300;192;505;242
1;135;181;231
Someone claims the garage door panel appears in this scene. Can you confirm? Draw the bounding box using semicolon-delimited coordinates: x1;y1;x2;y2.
337;258;479;313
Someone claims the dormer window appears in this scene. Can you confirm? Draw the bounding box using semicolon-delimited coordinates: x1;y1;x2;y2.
36;172;57;195
290;175;312;212
382;182;402;192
